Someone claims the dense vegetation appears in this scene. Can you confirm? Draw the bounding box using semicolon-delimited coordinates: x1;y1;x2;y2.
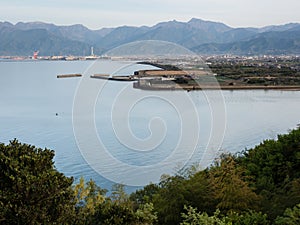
209;59;300;86
1;127;300;224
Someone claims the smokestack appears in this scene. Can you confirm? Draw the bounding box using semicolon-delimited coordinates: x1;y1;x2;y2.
91;47;94;56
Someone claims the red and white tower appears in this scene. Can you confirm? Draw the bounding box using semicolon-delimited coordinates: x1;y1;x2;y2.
33;51;39;60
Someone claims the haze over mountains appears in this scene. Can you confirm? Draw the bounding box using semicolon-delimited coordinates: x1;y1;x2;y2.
0;18;300;56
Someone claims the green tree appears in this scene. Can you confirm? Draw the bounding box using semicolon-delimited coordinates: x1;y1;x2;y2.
130;183;160;209
91;200;137;225
135;202;158;225
226;211;269;225
111;183;132;208
73;177;107;224
153;175;187;225
181;206;269;225
181;206;227;225
184;169;216;215
0;139;75;224
275;203;300;225
90;183;140;225
239;127;300;218
210;155;260;213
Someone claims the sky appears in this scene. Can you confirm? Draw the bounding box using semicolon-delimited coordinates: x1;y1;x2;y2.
1;0;300;30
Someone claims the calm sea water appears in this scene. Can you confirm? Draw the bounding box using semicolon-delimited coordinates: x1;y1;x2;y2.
1;60;300;190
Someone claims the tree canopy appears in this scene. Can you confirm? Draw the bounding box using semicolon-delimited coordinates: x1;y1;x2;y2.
0;139;75;224
1;126;300;224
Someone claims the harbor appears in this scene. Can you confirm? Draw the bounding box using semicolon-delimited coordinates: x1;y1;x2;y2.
57;66;300;91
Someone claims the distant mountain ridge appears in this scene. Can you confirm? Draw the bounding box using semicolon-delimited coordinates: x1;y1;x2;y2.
0;18;299;56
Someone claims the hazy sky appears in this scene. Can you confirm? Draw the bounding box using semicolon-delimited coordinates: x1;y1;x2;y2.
1;0;300;29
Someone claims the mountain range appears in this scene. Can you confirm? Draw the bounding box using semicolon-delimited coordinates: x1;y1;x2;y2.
0;18;300;56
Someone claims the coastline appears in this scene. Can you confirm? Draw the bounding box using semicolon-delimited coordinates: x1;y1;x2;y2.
133;83;300;91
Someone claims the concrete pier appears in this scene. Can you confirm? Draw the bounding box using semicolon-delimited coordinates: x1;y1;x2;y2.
57;74;82;78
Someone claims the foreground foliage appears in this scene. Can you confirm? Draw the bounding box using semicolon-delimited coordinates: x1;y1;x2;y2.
0;140;157;225
0;139;75;224
1;126;300;224
181;206;269;225
131;127;300;224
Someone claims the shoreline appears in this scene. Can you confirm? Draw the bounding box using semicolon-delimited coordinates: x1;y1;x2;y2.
133;84;300;91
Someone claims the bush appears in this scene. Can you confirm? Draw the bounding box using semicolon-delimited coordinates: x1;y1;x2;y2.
0;139;75;224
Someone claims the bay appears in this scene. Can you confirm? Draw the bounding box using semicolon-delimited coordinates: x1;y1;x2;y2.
0;60;300;190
